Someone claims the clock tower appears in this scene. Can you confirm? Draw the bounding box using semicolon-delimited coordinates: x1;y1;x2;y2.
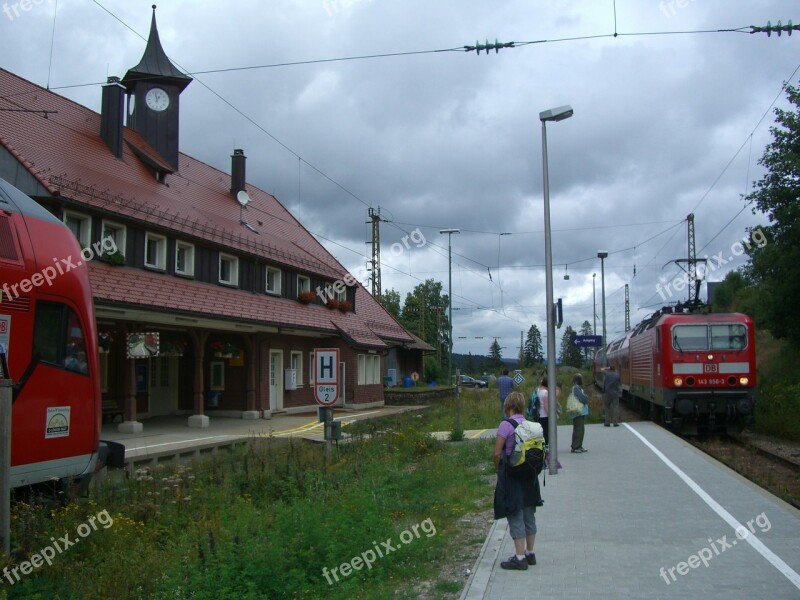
122;5;192;172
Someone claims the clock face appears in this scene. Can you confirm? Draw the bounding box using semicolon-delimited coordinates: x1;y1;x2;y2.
145;87;170;112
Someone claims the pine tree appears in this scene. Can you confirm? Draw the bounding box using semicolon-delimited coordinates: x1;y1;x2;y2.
579;320;594;364
559;325;583;368
487;339;504;371
523;324;544;366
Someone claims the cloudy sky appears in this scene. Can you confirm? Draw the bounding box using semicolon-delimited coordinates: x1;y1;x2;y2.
2;0;797;359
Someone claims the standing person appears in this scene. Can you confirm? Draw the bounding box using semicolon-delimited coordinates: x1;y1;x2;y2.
535;377;550;447
497;368;515;418
569;373;590;453
493;391;542;571
603;365;621;427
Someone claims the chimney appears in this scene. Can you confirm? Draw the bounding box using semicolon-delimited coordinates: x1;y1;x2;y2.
230;149;246;195
100;76;125;159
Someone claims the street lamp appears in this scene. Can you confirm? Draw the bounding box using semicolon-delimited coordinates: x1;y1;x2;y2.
593;273;597;337
597;251;608;365
440;229;460;384
539;104;573;476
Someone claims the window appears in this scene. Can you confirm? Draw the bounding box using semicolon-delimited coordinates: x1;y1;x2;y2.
144;232;167;270
710;324;747;351
297;275;311;294
101;220;126;257
290;351;303;387
99;353;109;392
358;354;380;385
219;253;239;286
33;301;89;375
266;266;282;294
63;211;91;249
175;241;195;277
672;325;708;351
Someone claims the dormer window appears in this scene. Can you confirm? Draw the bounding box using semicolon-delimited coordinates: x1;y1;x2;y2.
266;266;282;295
297;275;310;294
144;232;167;270
219;253;239;286
63;211;91;249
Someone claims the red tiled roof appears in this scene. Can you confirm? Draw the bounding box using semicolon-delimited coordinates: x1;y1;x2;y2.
0;68;414;348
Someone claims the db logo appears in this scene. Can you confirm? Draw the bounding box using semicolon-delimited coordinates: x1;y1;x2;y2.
0;321;7;334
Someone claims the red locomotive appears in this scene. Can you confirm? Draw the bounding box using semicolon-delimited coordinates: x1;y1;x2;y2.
0;177;112;496
594;307;756;435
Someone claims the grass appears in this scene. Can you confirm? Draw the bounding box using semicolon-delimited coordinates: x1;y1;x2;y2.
2;408;495;600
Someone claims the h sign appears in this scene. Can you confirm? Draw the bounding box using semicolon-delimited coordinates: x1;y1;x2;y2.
314;348;340;406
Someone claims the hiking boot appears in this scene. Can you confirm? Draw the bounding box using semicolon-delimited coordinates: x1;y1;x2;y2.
526;552;537;565
500;555;528;571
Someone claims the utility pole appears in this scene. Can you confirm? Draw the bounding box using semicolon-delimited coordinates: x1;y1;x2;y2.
367;207;383;299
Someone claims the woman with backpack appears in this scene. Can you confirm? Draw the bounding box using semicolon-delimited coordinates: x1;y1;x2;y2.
493;391;543;571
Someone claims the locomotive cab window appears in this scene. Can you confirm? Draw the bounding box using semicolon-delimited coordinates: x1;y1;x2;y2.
33;301;89;375
672;324;708;351
710;324;747;351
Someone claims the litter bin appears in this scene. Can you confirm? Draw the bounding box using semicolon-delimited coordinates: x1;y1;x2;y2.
402;376;413;388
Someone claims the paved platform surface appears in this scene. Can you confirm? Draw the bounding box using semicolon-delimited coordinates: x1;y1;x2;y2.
101;406;422;460
461;421;800;600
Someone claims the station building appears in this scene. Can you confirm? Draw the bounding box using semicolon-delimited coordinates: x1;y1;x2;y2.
0;10;430;432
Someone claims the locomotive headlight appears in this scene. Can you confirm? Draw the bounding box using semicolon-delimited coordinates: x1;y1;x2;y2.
673;377;683;387
739;377;749;386
707;354;714;361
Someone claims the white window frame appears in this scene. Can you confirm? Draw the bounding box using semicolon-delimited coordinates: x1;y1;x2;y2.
309;351;315;385
175;241;195;277
219;253;239;286
101;219;126;257
358;354;380;385
144;232;167;270
266;266;282;295
210;361;225;391
290;351;303;387
297;275;311;294
63;210;92;249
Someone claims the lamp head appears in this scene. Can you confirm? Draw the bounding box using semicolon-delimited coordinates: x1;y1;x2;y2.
439;229;460;235
539;105;574;122
597;251;609;259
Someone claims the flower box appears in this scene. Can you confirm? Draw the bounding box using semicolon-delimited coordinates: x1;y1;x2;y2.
325;299;339;310
298;291;316;304
338;300;353;312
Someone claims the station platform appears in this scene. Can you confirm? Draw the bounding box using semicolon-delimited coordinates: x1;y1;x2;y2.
460;421;800;599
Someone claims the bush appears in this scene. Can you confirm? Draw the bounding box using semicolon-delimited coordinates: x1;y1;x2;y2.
755;381;800;442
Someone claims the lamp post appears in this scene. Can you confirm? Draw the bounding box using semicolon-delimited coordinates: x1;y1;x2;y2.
539;104;573;476
593;273;597;336
440;229;460;385
597;251;608;365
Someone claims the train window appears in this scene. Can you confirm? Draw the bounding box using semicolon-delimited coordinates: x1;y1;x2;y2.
710;324;747;350
33;302;89;375
672;324;708;351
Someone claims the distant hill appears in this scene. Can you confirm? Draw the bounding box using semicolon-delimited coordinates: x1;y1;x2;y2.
452;353;519;375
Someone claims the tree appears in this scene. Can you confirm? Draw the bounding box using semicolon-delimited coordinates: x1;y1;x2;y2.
579;320;594;365
745;84;800;344
487;339;504;371
465;352;475;373
559;325;583;368
380;289;402;319
399;279;450;366
523;324;544;366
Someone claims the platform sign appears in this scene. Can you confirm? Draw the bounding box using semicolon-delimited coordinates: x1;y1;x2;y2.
314;348;340;406
572;335;603;348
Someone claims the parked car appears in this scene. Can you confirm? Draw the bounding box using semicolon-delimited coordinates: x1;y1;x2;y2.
458;375;488;388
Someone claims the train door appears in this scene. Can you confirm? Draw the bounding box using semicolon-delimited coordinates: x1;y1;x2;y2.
149;356;178;416
269;350;283;411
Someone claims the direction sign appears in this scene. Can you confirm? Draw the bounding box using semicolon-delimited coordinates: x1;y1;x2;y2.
572;335;603;348
314;348;340;406
512;372;525;385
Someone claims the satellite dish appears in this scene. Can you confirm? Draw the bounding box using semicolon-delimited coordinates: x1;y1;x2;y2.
236;190;251;207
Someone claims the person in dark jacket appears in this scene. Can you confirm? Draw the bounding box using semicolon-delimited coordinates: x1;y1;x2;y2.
602;366;621;427
493;391;542;570
569;373;590;453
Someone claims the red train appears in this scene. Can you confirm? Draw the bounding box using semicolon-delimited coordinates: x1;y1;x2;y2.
0;177;116;497
594;308;756;435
